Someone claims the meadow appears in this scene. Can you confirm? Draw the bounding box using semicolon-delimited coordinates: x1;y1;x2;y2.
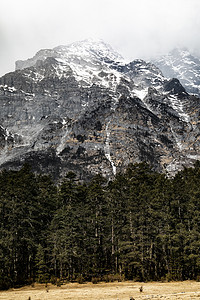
1;281;200;300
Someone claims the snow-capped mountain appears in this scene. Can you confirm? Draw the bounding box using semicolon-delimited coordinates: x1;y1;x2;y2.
16;39;124;89
152;48;200;96
0;40;199;179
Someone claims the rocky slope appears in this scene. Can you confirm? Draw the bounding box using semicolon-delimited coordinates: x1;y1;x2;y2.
0;39;199;179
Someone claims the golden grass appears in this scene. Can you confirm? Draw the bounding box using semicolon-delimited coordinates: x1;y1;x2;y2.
1;280;200;300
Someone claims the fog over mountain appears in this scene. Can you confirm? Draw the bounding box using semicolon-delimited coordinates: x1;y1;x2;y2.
0;0;200;76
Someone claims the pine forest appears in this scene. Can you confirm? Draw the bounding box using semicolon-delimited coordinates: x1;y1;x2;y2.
0;162;200;289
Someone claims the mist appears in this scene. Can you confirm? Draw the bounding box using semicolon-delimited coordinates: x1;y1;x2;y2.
0;0;200;76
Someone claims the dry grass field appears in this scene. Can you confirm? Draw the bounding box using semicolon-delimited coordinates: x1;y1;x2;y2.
1;281;200;300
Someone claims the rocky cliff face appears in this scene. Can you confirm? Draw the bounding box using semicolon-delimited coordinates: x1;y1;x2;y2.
0;39;199;180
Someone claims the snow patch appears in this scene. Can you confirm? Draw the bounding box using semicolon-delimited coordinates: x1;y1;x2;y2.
166;160;181;173
186;154;200;160
133;88;148;100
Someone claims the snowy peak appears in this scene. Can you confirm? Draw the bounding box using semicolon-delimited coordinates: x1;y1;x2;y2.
13;40;189;106
54;38;124;63
16;38;124;71
13;40;189;100
152;48;200;96
15;39;125;89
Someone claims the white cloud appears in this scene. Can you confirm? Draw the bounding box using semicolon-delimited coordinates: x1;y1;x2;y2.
0;0;200;75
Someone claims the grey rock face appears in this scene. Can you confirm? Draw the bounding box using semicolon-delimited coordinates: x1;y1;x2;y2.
0;40;199;180
164;78;187;95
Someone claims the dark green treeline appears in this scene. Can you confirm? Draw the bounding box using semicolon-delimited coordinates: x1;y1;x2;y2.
0;161;200;289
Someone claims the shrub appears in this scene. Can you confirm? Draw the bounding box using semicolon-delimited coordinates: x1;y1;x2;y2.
77;275;85;284
91;277;100;284
56;279;61;287
50;276;57;285
102;274;124;283
0;276;12;290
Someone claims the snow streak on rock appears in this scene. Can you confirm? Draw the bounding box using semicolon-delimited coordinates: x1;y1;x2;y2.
105;121;116;175
170;126;183;151
168;95;190;123
56;123;70;155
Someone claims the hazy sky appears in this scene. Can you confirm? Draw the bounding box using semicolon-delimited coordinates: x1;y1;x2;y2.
0;0;200;76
